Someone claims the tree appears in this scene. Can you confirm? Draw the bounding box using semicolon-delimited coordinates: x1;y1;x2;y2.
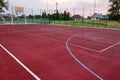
108;0;120;21
63;10;70;20
28;15;33;18
19;14;25;18
55;10;59;20
42;11;47;18
66;12;70;20
63;10;67;20
0;0;8;12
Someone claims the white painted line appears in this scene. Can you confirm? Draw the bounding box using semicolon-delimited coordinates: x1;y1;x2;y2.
70;44;100;52
0;44;41;80
99;42;120;52
66;35;103;80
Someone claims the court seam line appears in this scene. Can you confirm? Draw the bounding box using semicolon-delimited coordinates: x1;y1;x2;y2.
24;28;64;32
25;31;100;52
0;44;41;80
66;35;103;80
3;27;100;53
23;31;100;52
13;29;100;53
41;28;64;31
99;41;120;52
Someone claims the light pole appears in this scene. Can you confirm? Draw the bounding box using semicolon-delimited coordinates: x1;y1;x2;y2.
56;2;58;12
8;0;14;24
73;8;75;16
93;0;96;26
82;6;85;26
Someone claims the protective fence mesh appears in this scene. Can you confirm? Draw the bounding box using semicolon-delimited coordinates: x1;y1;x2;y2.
0;3;120;29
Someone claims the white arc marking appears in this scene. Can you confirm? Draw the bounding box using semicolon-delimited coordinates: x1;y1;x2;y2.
66;35;103;80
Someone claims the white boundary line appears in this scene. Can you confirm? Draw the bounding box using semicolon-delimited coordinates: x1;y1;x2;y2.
0;44;41;80
99;42;120;52
66;35;103;80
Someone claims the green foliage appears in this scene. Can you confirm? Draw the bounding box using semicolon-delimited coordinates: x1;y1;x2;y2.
0;0;8;10
42;11;47;18
108;0;120;21
19;14;25;18
41;10;71;20
28;15;34;19
24;10;71;21
33;15;40;18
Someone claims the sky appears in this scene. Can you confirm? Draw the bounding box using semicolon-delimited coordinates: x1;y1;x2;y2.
6;0;109;17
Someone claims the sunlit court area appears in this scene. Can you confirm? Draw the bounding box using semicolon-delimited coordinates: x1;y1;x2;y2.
0;0;120;80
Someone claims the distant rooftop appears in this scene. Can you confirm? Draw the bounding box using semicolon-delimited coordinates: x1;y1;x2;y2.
72;14;82;19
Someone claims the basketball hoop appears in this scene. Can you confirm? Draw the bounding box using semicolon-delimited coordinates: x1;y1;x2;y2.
15;6;24;12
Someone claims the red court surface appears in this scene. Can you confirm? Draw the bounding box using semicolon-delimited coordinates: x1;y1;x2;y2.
0;24;120;80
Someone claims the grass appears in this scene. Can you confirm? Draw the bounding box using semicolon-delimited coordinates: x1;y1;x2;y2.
53;19;120;29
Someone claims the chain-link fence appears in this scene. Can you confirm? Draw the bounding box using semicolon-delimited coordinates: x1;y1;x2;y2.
1;4;120;29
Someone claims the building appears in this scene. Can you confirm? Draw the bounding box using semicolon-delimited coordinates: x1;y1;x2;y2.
72;14;82;21
91;13;103;20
